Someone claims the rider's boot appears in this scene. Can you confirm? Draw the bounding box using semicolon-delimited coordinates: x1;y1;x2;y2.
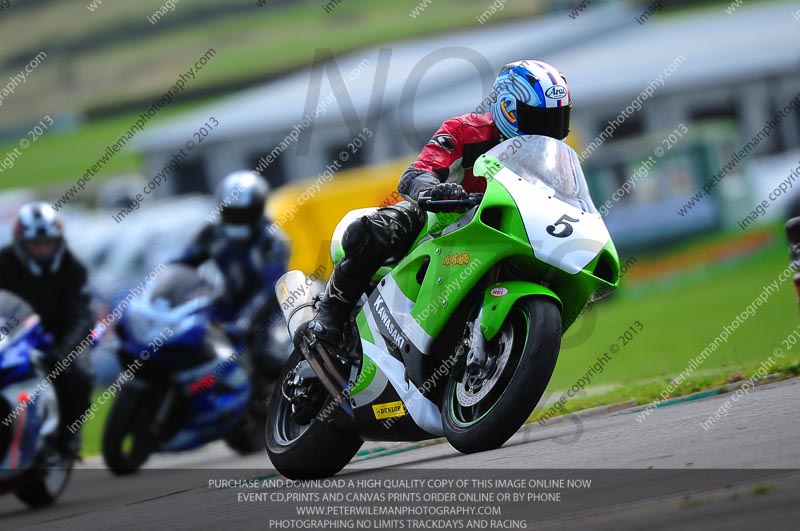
57;426;82;461
294;262;365;354
294;202;427;355
51;366;91;461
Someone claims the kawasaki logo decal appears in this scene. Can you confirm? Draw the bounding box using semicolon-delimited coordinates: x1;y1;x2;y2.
372;295;406;350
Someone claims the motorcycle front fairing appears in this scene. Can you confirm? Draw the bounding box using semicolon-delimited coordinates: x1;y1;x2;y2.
0;313;58;481
161;347;251;452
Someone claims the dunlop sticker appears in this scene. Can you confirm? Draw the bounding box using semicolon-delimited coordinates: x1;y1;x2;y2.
372;401;406;420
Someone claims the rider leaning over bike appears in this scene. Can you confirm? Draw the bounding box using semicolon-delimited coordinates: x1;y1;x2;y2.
296;59;572;352
0;203;94;457
175;170;290;375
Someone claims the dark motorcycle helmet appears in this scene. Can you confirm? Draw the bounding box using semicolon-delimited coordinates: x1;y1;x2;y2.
489;59;572;141
215;171;269;240
12;201;66;276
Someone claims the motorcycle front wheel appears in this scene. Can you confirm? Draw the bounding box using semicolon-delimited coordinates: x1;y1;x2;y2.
442;297;561;454
102;385;161;475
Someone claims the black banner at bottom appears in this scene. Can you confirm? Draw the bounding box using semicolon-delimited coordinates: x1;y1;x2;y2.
1;469;799;530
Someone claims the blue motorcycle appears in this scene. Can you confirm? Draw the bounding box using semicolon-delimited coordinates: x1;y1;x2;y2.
0;290;73;507
102;264;268;475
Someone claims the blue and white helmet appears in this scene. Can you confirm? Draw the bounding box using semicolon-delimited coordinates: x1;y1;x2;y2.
489;60;571;140
215;171;269;239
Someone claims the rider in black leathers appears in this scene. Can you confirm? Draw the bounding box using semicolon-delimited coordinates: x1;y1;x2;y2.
0;202;94;456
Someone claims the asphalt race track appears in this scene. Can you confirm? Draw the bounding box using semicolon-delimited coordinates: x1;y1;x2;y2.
2;377;799;530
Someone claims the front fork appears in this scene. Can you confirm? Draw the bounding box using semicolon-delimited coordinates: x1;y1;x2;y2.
463;265;502;371
125;380;174;448
151;387;176;441
465;308;488;371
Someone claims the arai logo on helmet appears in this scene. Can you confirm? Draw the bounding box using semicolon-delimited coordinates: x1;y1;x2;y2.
490;287;509;297
545;85;567;100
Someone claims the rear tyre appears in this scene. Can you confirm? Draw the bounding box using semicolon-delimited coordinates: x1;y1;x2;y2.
102;386;159;475
442;297;561;454
265;350;362;479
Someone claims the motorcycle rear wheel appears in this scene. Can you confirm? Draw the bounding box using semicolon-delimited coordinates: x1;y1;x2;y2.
265;350;362;479
14;450;73;507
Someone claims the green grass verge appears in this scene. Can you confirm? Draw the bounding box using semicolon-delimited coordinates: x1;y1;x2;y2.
2;0;540;125
1;0;539;189
529;356;800;425
549;234;797;390
1;115;141;192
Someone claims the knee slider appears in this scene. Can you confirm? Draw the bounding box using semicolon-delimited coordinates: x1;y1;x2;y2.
341;216;371;257
398;201;426;234
373;201;425;242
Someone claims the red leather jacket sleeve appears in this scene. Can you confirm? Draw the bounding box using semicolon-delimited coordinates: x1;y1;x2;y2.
398;118;465;201
398;113;499;200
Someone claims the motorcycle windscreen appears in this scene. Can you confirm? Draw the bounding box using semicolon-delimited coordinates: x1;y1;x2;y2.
0;290;34;325
0;290;40;440
146;264;215;308
0;290;36;353
484;135;598;214
485;136;609;274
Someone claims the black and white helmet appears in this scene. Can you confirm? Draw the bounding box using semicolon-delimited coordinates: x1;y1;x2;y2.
12;202;66;275
215;171;269;239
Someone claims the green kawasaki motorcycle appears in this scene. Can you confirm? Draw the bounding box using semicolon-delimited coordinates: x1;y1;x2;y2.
266;135;620;478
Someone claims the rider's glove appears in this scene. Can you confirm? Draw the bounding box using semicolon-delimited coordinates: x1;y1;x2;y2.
418;183;468;212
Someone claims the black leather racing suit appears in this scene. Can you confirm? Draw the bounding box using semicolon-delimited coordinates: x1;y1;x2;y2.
0;245;94;450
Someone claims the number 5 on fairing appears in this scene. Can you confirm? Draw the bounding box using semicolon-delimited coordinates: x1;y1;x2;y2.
547;214;580;238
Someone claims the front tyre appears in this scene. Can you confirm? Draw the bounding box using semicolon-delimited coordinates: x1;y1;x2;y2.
442;297;561;454
102;385;159;475
265;350;362;479
14;452;73;507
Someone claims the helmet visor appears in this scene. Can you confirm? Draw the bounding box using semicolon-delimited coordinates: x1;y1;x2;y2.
516;101;571;140
23;237;61;262
221;204;263;226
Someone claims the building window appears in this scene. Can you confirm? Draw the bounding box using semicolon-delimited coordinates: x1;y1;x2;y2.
692;101;783;156
689;101;740;125
793;101;800;150
172;156;209;195
326;142;367;171
596;113;644;142
248;151;287;190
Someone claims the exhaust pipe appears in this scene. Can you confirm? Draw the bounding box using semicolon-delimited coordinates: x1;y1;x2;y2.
275;271;320;337
275;271;354;418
